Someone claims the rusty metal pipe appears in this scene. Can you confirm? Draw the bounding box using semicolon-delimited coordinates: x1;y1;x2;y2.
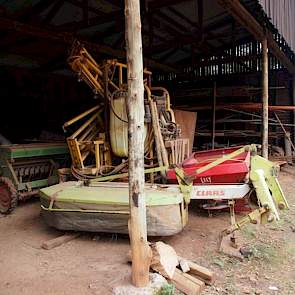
179;103;295;111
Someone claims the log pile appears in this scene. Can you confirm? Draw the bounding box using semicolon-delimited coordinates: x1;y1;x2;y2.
147;242;215;294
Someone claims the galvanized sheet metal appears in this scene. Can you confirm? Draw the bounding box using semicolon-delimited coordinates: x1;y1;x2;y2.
259;0;295;52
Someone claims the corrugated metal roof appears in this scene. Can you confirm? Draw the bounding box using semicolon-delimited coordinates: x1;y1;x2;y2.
258;0;295;52
242;0;295;63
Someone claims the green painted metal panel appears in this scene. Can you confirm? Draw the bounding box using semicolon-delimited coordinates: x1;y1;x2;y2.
24;177;59;190
10;146;69;159
0;144;69;159
40;182;183;206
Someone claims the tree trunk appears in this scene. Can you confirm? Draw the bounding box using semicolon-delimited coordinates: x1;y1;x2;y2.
125;0;151;287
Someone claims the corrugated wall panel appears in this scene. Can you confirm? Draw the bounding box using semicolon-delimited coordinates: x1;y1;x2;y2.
259;0;295;51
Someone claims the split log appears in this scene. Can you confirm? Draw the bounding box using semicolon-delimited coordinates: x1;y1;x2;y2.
171;268;203;295
178;257;215;283
41;232;80;250
150;241;179;279
181;270;205;289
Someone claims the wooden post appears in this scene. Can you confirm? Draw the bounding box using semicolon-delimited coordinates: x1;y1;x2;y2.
212;82;216;149
125;0;151;287
262;38;269;159
293;77;295;143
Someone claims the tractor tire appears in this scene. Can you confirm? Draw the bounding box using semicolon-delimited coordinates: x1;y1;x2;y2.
0;177;18;214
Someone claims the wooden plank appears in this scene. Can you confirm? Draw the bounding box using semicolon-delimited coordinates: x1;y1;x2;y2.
125;0;151;287
174;110;197;154
41;232;80;250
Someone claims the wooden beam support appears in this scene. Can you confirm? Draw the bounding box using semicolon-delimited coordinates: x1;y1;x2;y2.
0;16;175;72
66;0;108;15
148;12;153;54
218;0;295;74
154;9;188;34
19;0;53;21
42;0;65;24
82;0;88;24
212;82;216;149
149;0;191;10
293;77;295;143
262;38;268;159
197;0;203;40
125;0;151;287
56;10;123;31
159;48;178;62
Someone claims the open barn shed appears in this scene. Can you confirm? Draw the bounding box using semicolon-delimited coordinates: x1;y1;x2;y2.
1;1;295;294
0;0;295;155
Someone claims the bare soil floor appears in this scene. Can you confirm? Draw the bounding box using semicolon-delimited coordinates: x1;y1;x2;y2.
0;169;295;295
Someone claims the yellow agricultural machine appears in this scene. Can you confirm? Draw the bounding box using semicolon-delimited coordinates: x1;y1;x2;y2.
63;40;188;180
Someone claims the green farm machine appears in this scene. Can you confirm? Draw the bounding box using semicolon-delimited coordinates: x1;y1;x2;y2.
0;143;69;214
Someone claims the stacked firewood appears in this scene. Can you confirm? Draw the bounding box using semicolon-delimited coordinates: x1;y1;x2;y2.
128;241;215;295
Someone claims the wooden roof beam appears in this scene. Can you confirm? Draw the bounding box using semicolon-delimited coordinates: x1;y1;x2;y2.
218;0;295;74
42;0;65;24
0;16;176;72
148;0;191;10
66;0;108;16
57;9;123;31
18;0;53;21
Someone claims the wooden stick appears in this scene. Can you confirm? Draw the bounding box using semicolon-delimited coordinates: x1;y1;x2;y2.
149;99;164;172
152;101;169;167
42;232;80;250
125;0;151;287
274;112;295;151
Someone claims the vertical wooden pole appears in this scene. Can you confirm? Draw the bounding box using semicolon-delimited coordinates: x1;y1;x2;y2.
125;0;151;287
292;77;295;144
262;38;269;159
212;82;216;149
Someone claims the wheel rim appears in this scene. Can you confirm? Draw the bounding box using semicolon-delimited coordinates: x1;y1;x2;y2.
0;182;12;213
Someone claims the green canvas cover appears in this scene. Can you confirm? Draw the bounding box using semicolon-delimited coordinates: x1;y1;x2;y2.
40;182;187;236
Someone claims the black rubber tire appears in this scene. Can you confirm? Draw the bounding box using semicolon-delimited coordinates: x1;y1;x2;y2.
0;177;18;214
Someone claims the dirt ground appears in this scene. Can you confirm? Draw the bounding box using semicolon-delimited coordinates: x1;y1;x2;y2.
0;169;295;295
